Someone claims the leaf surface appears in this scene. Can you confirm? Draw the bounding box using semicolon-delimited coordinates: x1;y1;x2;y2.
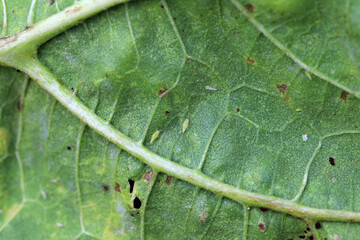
1;0;360;239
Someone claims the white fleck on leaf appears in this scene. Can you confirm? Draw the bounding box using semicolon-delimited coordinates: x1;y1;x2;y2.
40;189;47;200
56;223;64;228
205;86;217;91
302;134;308;141
150;130;160;143
182;119;189;133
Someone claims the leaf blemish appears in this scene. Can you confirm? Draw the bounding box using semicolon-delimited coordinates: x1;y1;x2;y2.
257;221;266;232
165;111;170;115
102;184;110;192
49;0;56;5
340;91;349;104
276;84;288;94
115;182;121;193
315;222;322;229
157;88;168;98
236;108;240;112
246;57;255;65
128;179;134;193
259;207;269;212
205;86;217;91
165;176;172;185
245;3;254;12
182;119;189;133
150;130;160;143
329;157;335;166
199;213;208;222
66;146;71;150
133;196;142;209
144;170;153;182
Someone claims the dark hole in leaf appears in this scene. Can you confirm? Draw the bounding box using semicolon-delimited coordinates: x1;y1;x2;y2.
49;0;56;5
128;179;134;193
276;84;288;93
165;111;170;114
165;176;172;185
133;196;142;209
236;108;240;112
306;227;311;231
67;146;71;150
315;222;322;229
259;207;268;212
304;230;307;233
340;91;349;104
309;235;314;240
245;3;254;12
329;157;335;166
115;182;121;193
16;69;21;72
257;221;266;232
102;185;109;191
299;236;305;239
160;4;164;8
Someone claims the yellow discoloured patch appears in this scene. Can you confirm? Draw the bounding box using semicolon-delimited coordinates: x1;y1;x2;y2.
5;204;21;221
182;119;189;133
150;130;160;143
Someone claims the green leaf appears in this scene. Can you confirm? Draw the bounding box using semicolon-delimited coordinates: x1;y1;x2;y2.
1;0;360;239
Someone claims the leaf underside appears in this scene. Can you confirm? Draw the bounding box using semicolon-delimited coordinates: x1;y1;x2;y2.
1;0;360;239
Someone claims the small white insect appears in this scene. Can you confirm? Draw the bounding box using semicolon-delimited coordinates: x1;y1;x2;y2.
205;86;217;91
182;119;189;133
302;134;308;141
150;130;160;143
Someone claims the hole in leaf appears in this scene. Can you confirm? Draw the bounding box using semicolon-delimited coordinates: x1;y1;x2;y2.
160;4;164;8
236;108;240;112
329;157;335;166
165;111;170;114
315;222;322;229
309;235;314;240
67;146;71;150
128;179;134;193
299;236;305;239
49;0;56;5
133;196;142;209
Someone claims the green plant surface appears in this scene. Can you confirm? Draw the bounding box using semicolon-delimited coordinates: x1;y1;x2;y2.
1;0;360;239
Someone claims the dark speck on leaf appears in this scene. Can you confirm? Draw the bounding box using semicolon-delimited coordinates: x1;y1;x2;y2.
165;111;170;114
276;84;288;93
329;157;335;166
157;88;168;98
115;182;121;193
11;10;14;13
17;101;22;111
237;108;240;112
70;88;74;93
165;175;172;185
340;91;349;104
247;57;255;64
299;236;305;239
161;4;164;8
257;221;266;232
67;146;71;150
315;222;322;229
144;170;154;182
49;0;56;5
309;235;314;240
128;179;134;193
102;185;109;191
245;4;254;12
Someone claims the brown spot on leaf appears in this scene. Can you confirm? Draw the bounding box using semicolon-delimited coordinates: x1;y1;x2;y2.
165;176;172;185
67;146;71;150
246;57;255;64
276;84;288;93
257;221;266;232
245;4;254;12
285;96;290;102
157;88;168;98
236;108;240;112
115;182;121;193
144;170;154;183
199;213;208;222
165;111;170;114
102;185;109;191
259;207;269;212
340;91;349;104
